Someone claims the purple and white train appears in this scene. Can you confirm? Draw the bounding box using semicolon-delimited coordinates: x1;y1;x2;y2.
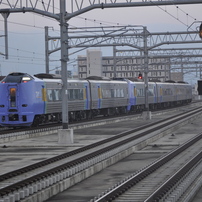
0;72;192;127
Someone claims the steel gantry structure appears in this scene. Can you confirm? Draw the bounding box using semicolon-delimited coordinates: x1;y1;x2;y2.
46;25;202;109
1;0;202;127
115;47;202;79
46;26;202;72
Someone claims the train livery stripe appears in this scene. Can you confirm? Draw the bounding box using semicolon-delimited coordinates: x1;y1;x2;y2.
83;87;86;100
160;86;163;102
134;86;137;105
98;85;102;109
134;86;137;97
84;86;88;110
98;86;102;99
42;87;47;101
42;84;47;114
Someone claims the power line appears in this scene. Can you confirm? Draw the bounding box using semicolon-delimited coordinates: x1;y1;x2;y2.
151;2;199;30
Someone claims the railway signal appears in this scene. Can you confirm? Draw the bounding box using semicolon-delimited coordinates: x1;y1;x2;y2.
138;73;143;79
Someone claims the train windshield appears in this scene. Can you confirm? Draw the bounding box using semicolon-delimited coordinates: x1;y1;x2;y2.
1;73;33;83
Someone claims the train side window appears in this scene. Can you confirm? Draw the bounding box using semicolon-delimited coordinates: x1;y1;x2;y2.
114;89;117;97
74;89;80;100
120;89;124;97
68;89;74;100
102;89;111;99
148;88;154;96
43;89;62;102
47;90;53;101
53;89;59;101
75;89;83;100
68;89;84;100
58;89;62;100
137;88;144;97
51;90;56;101
111;89;114;98
115;89;120;97
78;89;84;100
109;89;124;98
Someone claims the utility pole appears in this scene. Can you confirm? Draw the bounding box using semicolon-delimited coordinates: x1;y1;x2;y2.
60;0;69;129
45;26;49;74
113;44;117;78
143;26;151;120
1;13;9;59
57;0;73;145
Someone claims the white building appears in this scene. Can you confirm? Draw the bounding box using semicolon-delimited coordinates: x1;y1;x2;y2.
86;49;102;77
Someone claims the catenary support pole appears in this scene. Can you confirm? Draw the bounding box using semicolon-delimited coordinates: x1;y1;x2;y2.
113;44;117;78
1;12;9;59
143;26;151;120
45;26;49;74
58;0;74;144
60;0;69;129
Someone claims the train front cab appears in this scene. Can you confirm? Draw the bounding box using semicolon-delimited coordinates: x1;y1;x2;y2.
0;73;44;127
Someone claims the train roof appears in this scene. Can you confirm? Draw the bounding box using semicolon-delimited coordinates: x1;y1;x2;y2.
34;73;61;79
1;72;34;83
177;81;189;84
86;76;111;81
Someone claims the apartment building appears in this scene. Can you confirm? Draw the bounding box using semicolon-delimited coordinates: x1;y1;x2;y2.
78;50;172;81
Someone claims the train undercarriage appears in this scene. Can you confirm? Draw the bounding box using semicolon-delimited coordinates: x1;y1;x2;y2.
31;98;192;127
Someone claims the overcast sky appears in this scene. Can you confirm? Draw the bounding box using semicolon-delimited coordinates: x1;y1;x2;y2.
0;2;202;84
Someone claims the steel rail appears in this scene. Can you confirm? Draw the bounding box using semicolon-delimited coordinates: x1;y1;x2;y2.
144;150;202;202
0;107;202;200
93;126;202;201
0;106;201;182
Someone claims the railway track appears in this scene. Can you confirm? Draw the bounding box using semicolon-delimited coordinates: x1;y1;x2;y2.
0;102;200;145
0;106;201;201
92;131;202;202
0;101;200;135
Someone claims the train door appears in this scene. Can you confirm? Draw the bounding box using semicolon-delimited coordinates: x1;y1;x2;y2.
7;85;19;121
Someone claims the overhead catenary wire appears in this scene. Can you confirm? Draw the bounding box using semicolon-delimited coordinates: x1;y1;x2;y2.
0;1;200;77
